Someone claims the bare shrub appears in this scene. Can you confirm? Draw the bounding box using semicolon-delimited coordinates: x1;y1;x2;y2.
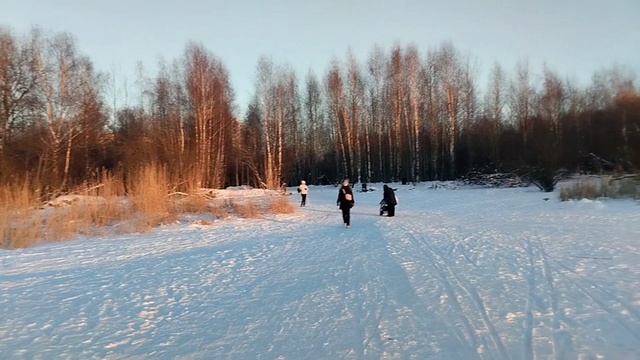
270;196;295;214
528;167;563;192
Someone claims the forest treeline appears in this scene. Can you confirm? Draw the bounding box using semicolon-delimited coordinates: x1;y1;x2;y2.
1;27;639;195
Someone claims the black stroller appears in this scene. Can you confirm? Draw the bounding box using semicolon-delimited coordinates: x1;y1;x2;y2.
379;200;389;216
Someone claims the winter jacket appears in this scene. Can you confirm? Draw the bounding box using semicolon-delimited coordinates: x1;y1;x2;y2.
337;185;355;209
383;185;397;206
298;184;309;195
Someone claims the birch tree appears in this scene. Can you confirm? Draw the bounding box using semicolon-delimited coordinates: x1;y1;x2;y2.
40;33;92;190
365;46;386;180
302;70;324;182
185;44;234;188
346;52;364;182
255;58;298;189
510;61;535;146
403;46;423;181
484;63;506;163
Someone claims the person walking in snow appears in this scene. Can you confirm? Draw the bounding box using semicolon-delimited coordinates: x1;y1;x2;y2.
382;184;397;217
337;178;355;227
298;180;309;207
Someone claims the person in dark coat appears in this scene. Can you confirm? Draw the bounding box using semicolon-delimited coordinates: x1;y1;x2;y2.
383;184;397;217
337;179;355;227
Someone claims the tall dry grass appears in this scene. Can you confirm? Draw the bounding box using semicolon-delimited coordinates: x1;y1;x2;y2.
559;181;601;201
129;165;173;231
80;171;129;227
41;172;132;242
44;207;92;242
2;166;180;248
2;167;297;249
93;172;129;227
174;195;209;214
559;176;639;201
0;180;42;248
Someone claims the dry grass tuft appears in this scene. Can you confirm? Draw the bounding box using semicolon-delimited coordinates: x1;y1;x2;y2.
87;172;130;227
129;165;173;230
98;171;126;197
270;196;295;214
174;195;209;214
559;176;639;201
193;219;213;226
5;217;42;249
560;181;600;201
210;199;231;219
614;177;640;199
0;180;38;210
2;172;302;249
1;174;134;248
232;200;260;218
43;199;129;242
44;208;90;242
0;181;42;249
181;167;202;195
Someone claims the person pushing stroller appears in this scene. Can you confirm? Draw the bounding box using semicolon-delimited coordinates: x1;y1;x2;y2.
380;184;397;217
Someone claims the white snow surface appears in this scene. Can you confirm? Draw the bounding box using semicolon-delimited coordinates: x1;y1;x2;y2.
1;184;639;359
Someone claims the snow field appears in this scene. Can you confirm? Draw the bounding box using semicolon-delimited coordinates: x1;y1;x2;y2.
1;183;639;359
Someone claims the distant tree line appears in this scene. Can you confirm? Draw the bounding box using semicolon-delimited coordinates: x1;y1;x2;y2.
1;27;639;195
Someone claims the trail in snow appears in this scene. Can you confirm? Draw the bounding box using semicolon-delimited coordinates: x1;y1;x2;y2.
1;184;639;359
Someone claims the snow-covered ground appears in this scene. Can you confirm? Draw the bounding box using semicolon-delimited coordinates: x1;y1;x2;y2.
1;183;639;359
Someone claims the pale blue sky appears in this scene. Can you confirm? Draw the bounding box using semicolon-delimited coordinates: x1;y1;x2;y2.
2;0;639;115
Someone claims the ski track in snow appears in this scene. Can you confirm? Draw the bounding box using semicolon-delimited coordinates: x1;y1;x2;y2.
1;184;639;359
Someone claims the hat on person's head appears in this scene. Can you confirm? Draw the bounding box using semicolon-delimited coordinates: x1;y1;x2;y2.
301;180;306;184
